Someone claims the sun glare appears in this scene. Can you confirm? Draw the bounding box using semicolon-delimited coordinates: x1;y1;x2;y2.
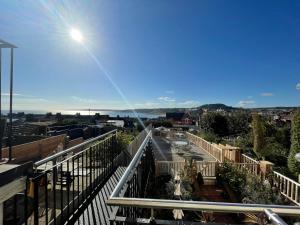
70;28;83;43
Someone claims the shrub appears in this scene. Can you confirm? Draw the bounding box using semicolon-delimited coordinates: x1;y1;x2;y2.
242;176;283;205
198;131;219;143
180;178;193;200
218;162;283;204
217;161;247;193
117;132;135;151
165;180;175;199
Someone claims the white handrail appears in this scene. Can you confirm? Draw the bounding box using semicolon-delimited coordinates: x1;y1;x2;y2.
273;171;300;206
241;154;259;164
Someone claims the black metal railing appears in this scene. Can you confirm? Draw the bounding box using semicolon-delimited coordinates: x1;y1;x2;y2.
22;129;124;225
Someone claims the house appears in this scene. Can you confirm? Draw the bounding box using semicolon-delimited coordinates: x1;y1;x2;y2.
107;120;125;128
166;112;185;121
166;112;194;125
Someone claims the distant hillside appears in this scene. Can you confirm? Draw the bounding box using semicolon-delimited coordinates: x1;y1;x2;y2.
82;104;299;116
130;103;239;115
197;103;237;111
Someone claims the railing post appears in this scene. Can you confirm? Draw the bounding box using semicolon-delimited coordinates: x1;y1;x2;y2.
33;178;39;225
150;208;155;222
89;146;93;195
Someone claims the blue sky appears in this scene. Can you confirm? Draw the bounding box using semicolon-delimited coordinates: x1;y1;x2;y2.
0;0;299;111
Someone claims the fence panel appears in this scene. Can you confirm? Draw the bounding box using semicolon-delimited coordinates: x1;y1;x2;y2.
273;171;300;206
186;132;223;162
241;154;259;164
195;161;217;177
231;162;259;175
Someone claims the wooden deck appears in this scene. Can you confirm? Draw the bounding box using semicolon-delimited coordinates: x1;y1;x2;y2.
75;166;126;225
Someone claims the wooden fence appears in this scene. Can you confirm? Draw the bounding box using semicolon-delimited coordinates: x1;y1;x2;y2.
241;154;259;164
155;161;217;177
155;160;260;178
186;132;224;162
240;154;300;206
232;162;259;175
273;171;300;206
186;132;242;162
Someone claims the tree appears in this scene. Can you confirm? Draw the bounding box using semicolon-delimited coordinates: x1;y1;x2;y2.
45;112;52;118
200;113;229;137
94;113;101;120
235;132;253;153
228;111;250;135
25;114;35;122
288;110;300;176
55;113;63;122
264;137;288;166
252;114;268;159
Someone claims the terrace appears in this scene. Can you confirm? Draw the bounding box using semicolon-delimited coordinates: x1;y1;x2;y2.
1;126;300;225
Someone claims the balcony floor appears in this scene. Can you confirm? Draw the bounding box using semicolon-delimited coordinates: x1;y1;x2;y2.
74;166;127;225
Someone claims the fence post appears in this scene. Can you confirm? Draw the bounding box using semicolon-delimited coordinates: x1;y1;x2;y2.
259;160;273;179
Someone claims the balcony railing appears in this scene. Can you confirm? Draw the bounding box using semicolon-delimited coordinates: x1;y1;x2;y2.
26;129;125;225
108;130;300;225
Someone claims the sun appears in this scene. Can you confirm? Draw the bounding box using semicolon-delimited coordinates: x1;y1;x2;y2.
70;28;83;43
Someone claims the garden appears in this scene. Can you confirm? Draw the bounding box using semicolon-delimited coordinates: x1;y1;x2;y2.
195;110;300;181
147;158;300;224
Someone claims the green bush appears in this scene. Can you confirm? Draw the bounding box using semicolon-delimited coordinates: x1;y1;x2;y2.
198;131;219;143
116;132;135;151
242;176;283;204
218;162;283;204
165;180;175;199
180;178;193;200
218;161;246;194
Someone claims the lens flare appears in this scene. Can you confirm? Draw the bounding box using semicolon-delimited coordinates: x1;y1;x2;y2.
70;28;83;42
